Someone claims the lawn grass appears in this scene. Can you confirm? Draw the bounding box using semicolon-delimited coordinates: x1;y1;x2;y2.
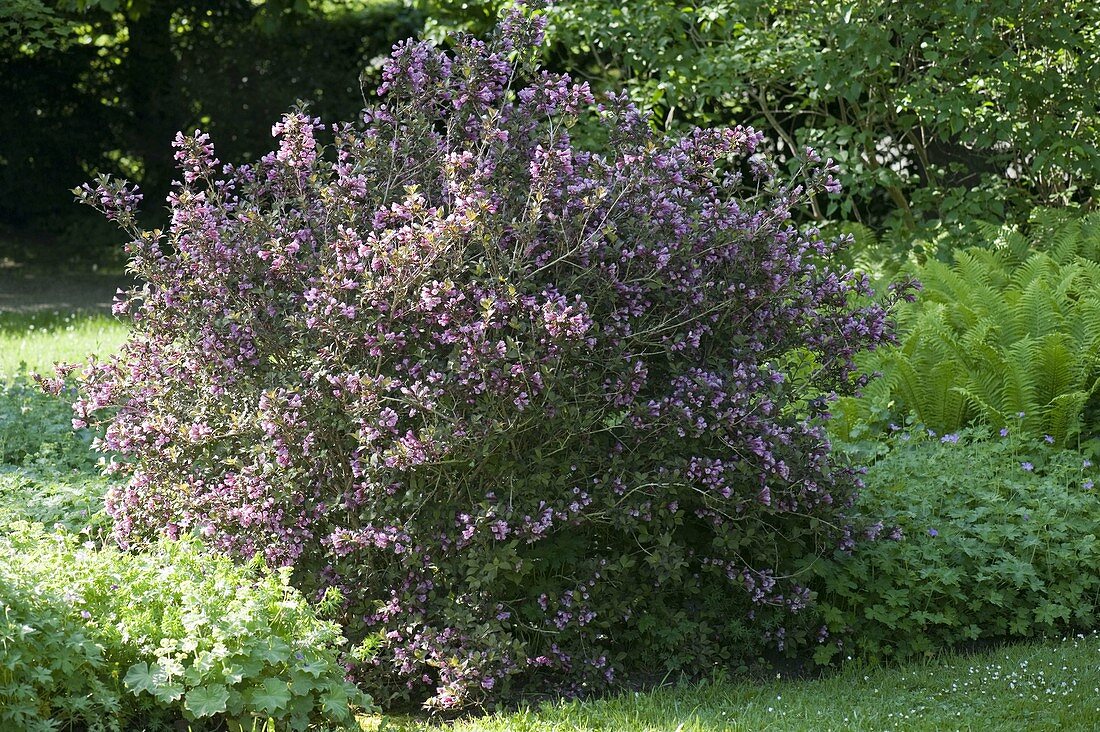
0;310;129;377
372;633;1100;731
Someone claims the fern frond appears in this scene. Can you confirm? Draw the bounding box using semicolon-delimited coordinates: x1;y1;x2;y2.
1030;333;1080;408
1000;339;1039;425
1043;391;1089;446
1028;206;1077;246
849;208;1100;442
1077;212;1100;260
1014;277;1063;340
1050;221;1083;265
1010;252;1056;292
955;378;1006;428
889;353;929;425
1067;300;1100;350
926;358;968;432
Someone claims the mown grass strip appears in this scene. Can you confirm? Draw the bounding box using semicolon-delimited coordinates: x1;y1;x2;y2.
373;634;1100;731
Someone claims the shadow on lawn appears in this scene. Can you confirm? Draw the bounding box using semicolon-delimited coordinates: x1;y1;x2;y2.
0;263;135;314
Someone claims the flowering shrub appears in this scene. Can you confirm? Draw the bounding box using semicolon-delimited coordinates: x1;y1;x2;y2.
64;4;903;709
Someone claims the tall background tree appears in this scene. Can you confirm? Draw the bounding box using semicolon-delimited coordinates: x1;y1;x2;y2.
423;0;1100;245
0;0;421;263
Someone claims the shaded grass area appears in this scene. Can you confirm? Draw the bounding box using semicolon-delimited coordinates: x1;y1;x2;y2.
375;635;1100;731
0;266;133;311
0;310;128;377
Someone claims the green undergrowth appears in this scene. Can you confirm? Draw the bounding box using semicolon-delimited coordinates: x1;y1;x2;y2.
0;320;372;730
815;426;1100;662
0;369;112;534
1;522;373;731
0;371;100;469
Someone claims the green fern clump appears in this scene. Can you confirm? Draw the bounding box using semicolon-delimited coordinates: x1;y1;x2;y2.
835;209;1100;446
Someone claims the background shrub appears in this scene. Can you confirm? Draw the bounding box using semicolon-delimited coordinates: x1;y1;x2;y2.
0;0;421;263
69;6;903;709
425;0;1100;239
813;427;1100;663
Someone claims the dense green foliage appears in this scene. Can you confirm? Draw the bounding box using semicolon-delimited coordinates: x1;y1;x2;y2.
817;428;1100;663
0;547;120;732
1;524;371;731
9;0;1098;261
0;372;372;730
425;0;1100;236
7;0;1099;262
0;372;113;535
833;210;1100;447
0;371;99;469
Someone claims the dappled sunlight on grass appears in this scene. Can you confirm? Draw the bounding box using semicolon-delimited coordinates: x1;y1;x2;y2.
0;311;128;377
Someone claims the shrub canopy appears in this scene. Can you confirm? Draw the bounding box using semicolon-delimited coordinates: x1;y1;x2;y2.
68;5;903;708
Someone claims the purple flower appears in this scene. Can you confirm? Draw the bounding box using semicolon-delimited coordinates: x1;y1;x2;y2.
927;528;938;537
999;427;1009;437
1084;480;1094;490
1021;461;1034;472
940;433;959;444
1044;435;1055;444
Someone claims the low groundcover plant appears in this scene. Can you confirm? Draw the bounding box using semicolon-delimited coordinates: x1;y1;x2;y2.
0;522;369;731
816;426;1100;662
58;1;908;710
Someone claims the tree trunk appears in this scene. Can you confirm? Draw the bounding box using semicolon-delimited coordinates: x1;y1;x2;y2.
124;2;182;225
